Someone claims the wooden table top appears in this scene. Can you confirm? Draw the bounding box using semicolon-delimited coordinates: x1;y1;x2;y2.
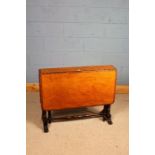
39;65;116;74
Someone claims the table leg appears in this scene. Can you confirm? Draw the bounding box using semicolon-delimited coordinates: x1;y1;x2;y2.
48;110;52;123
100;105;113;125
42;110;48;133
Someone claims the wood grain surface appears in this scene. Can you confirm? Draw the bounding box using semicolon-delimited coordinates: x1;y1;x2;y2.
39;65;117;110
26;83;128;93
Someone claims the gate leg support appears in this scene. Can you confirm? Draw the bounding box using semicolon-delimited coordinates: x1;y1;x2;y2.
48;111;52;123
100;105;113;125
42;110;48;133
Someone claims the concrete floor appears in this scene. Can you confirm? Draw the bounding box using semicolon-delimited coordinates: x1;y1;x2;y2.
26;92;128;155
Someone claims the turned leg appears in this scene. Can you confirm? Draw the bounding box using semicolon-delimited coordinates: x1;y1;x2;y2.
42;110;48;133
100;105;113;125
48;110;52;123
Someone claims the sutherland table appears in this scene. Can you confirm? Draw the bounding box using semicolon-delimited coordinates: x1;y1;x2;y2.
39;65;117;132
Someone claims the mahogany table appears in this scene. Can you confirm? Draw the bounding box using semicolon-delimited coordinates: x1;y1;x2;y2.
39;65;117;132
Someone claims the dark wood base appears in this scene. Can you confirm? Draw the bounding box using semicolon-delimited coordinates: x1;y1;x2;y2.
48;110;52;123
100;105;113;125
42;110;53;133
41;105;112;133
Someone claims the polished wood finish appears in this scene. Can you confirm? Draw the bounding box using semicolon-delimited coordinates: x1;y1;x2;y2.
39;65;117;132
39;65;116;110
39;65;115;74
27;83;128;94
